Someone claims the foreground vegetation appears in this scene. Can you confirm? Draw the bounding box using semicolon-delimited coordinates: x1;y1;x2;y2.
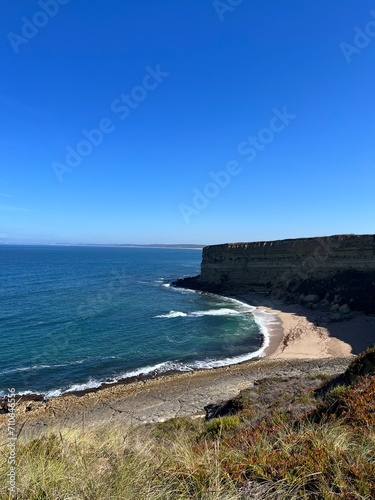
1;346;374;499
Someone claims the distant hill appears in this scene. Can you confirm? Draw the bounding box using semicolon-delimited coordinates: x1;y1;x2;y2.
76;243;204;249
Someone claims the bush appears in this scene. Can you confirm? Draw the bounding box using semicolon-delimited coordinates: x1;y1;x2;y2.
205;416;240;437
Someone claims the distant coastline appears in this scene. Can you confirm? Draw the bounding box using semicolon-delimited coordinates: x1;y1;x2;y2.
0;242;205;249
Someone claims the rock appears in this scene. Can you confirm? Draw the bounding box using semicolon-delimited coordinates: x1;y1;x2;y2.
330;312;342;321
317;344;375;397
330;304;340;312
304;294;320;304
344;344;375;383
339;304;350;314
204;398;244;420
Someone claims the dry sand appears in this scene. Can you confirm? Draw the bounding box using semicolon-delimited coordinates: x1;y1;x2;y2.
1;295;374;438
236;293;372;359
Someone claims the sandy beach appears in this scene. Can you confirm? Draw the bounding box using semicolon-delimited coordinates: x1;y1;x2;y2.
235;293;370;359
1;295;374;438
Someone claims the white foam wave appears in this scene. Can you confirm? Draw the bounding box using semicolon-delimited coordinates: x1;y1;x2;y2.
0;359;87;376
0;389;49;399
118;350;266;374
155;307;252;319
65;378;103;394
41;362;188;397
44;389;63;398
155;310;188;318
193;294;278;359
185;294;279;360
46;361;194;397
119;361;192;378
0;366;32;375
251;309;280;354
219;296;256;312
167;285;196;294
190;308;241;317
187;347;266;369
40;378;108;399
162;283;170;288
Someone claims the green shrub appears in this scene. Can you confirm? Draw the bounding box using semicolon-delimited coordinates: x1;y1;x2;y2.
154;416;201;440
205;416;240;437
329;384;350;400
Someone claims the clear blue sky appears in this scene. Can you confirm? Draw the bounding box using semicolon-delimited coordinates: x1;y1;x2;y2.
1;0;374;245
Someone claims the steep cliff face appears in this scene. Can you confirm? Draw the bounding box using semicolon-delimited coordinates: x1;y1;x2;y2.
174;235;375;314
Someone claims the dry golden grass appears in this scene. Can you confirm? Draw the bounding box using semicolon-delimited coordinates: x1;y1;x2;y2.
1;347;374;499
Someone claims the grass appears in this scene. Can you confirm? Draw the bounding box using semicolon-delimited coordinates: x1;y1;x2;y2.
205;416;241;437
1;347;375;499
1;421;241;500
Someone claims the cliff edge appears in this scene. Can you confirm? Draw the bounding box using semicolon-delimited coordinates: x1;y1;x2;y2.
174;234;375;315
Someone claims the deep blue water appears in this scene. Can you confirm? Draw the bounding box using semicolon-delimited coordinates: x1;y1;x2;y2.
0;246;267;397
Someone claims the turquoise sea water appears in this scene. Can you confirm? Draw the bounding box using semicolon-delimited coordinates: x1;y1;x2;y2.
0;246;270;398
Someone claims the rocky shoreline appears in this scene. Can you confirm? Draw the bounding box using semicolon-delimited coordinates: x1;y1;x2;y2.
0;357;353;439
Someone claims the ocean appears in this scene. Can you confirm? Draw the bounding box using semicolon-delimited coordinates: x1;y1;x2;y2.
0;246;273;398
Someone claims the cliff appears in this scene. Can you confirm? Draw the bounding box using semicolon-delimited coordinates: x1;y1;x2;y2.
174;234;375;314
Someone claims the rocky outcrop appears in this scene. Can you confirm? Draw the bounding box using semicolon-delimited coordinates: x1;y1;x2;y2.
174;234;375;314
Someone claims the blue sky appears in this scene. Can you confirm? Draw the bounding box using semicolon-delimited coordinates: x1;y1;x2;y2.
0;0;374;245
